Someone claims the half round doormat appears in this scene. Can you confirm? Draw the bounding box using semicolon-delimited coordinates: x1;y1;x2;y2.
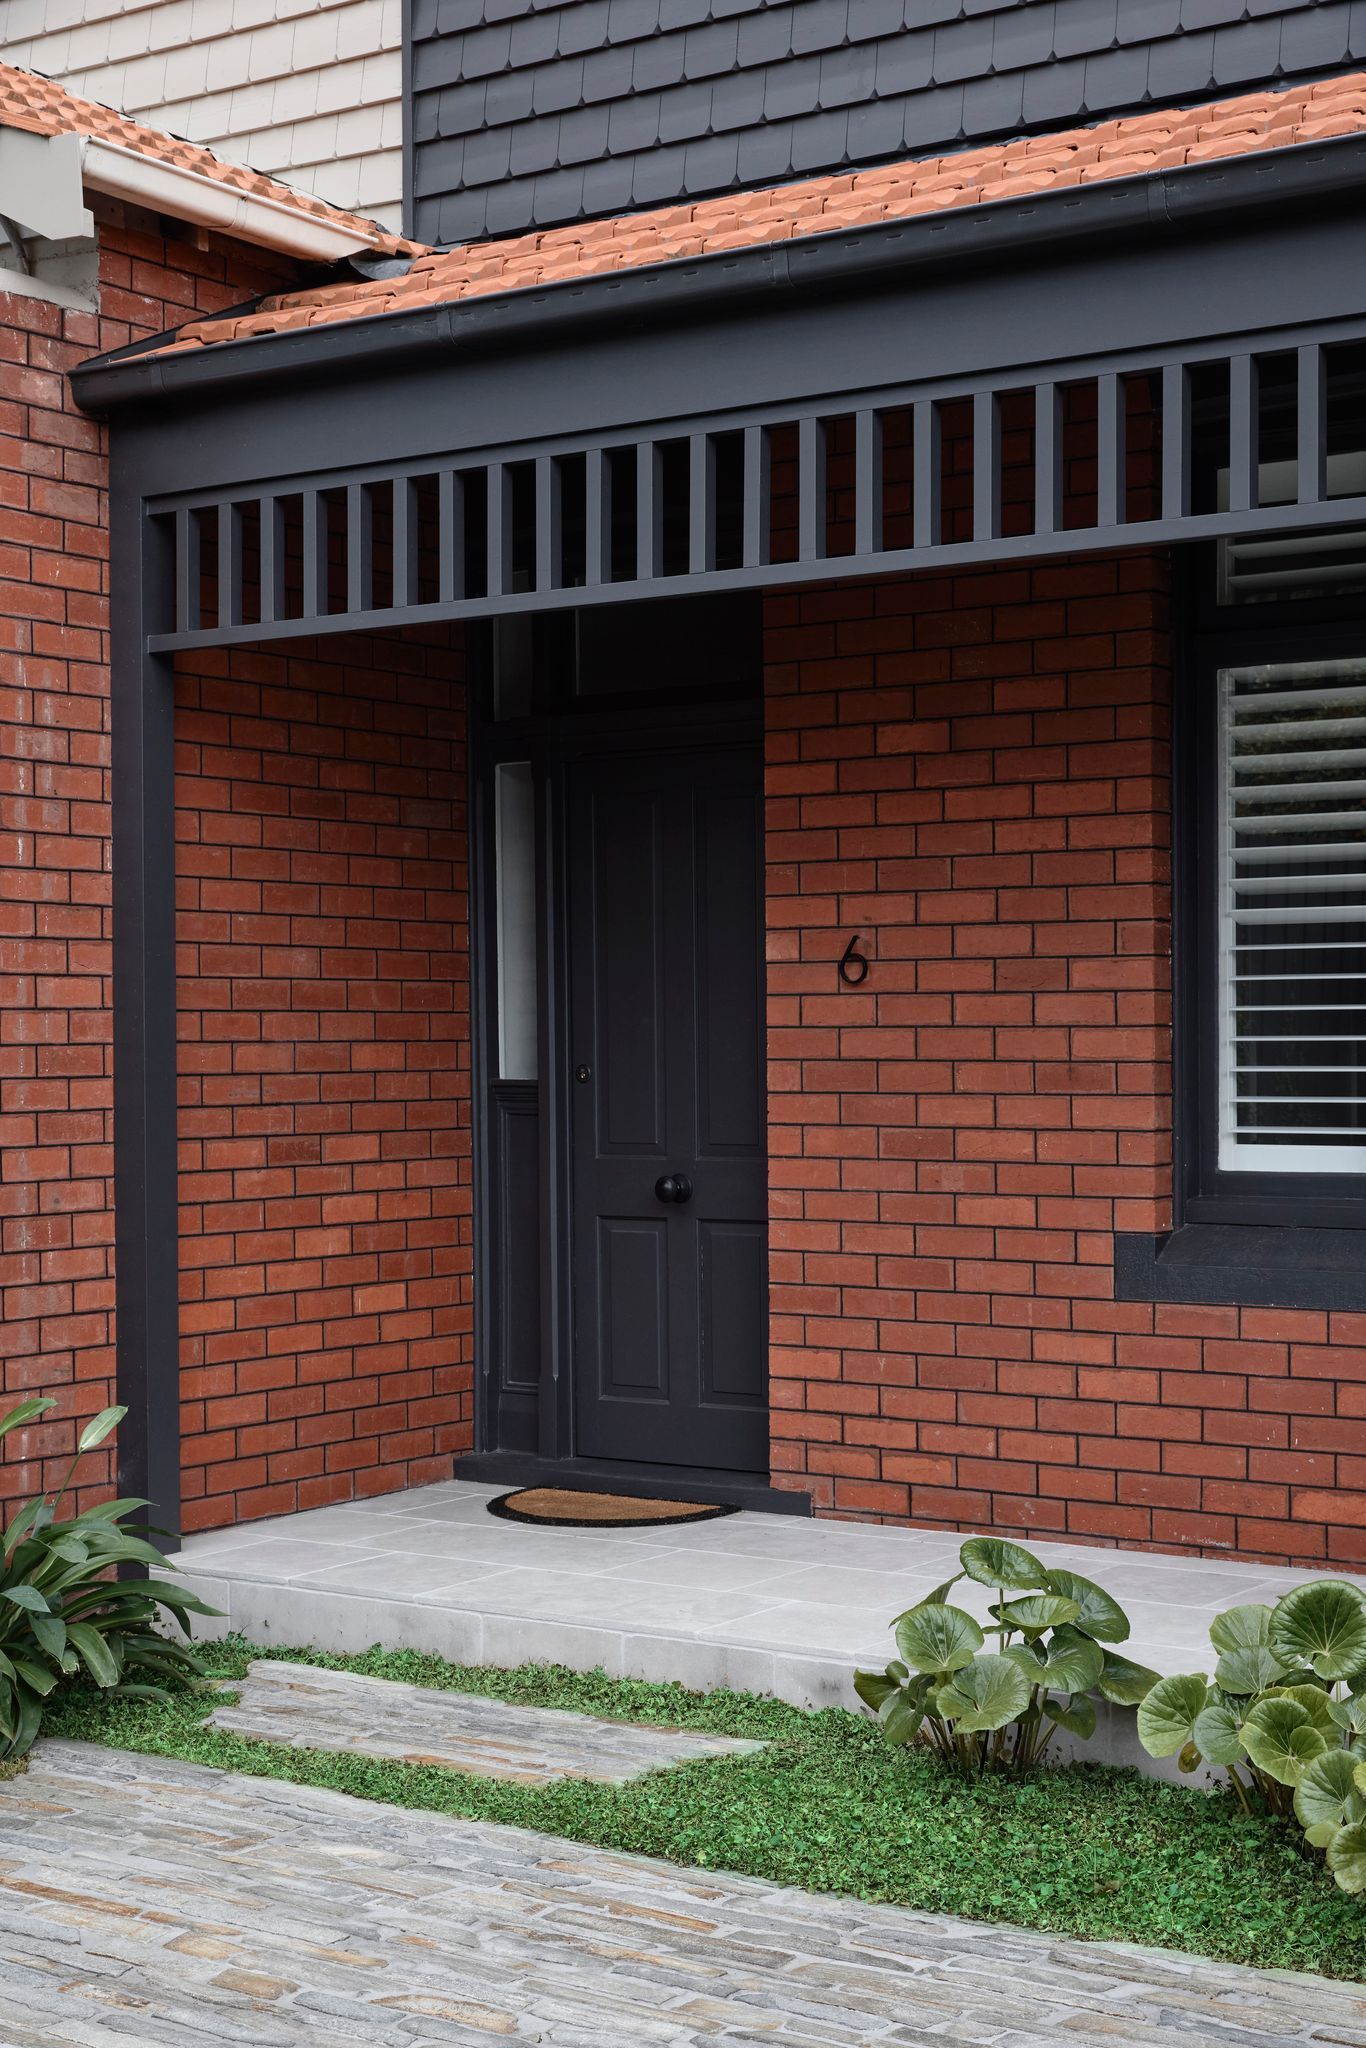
487;1487;739;1529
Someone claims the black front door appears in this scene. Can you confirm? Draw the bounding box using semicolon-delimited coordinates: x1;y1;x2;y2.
569;740;767;1473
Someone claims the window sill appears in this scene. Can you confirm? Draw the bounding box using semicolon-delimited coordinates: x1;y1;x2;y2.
1115;1224;1366;1312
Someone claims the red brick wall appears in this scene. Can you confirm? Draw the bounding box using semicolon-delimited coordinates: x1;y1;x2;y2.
764;553;1366;1573
173;630;472;1533
0;206;299;1515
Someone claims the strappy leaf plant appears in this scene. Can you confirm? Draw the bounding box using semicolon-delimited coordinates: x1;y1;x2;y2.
855;1536;1157;1772
1135;1578;1366;1892
0;1396;216;1757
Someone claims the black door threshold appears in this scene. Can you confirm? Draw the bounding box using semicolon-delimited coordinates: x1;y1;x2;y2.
456;1451;811;1517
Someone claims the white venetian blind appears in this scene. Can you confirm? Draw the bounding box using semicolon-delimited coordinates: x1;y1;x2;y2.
1219;657;1366;1174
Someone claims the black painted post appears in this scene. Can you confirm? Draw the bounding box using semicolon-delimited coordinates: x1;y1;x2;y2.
110;475;181;1545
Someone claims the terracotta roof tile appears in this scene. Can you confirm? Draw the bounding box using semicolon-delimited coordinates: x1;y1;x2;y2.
152;69;1366;359
0;61;415;257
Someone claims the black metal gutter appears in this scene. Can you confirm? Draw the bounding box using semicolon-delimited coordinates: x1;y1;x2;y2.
73;132;1366;415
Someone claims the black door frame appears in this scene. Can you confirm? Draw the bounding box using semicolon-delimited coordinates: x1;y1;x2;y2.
461;627;805;1511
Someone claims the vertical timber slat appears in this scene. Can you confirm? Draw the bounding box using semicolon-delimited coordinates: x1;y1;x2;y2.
743;425;770;568
439;470;464;604
636;441;662;582
487;464;511;599
217;499;241;629
913;399;941;551
1162;362;1191;521
347;481;373;614
855;408;883;558
391;477;418;608
689;432;716;574
1228;353;1258;514
1034;381;1063;538
799;415;826;562
973;389;1000;544
535;456;561;592
173;508;197;633
258;495;284;625
302;489;328;620
1096;372;1124;529
585;448;610;587
1298;344;1325;508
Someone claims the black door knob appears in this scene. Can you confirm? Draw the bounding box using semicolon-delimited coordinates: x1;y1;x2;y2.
654;1173;693;1205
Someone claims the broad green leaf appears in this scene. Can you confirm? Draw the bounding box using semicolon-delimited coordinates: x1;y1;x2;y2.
1268;1683;1338;1738
1270;1581;1366;1682
1043;1569;1130;1644
65;1621;120;1689
1329;1693;1366;1738
1137;1673;1211;1759
8;1656;55;1697
894;1575;963;1619
1038;1624;1104;1695
1241;1695;1328;1787
1214;1645;1291;1696
1096;1650;1161;1707
1192;1700;1246;1766
2;1496;53;1557
854;1667;901;1714
958;1538;1048;1592
936;1653;1032;1735
1002;1640;1046;1679
993;1593;1081;1637
28;1613;65;1662
1295;1750;1366;1848
0;1398;56;1443
1327;1818;1366;1895
1045;1691;1097;1740
1;1586;50;1615
1209;1604;1275;1654
879;1687;926;1747
894;1602;983;1676
76;1406;126;1454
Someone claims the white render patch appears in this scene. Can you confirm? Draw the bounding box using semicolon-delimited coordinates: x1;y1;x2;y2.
4;0;403;231
209;1656;765;1783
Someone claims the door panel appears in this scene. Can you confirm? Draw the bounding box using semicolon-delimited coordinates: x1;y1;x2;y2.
570;743;767;1473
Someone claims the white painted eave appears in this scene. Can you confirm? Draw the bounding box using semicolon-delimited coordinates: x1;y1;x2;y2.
79;136;389;260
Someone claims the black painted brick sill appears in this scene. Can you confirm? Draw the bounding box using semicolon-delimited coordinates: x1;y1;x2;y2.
1115;1225;1366;1313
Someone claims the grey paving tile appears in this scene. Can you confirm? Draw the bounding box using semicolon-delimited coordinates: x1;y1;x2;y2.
209;1659;764;1784
0;1743;1355;2047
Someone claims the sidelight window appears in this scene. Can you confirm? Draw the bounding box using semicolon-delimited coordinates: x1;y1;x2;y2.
494;760;538;1081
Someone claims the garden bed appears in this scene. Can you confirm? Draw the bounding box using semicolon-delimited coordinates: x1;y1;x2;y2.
40;1635;1366;1981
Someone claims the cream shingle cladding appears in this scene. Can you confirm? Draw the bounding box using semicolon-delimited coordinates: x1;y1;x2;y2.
2;0;403;232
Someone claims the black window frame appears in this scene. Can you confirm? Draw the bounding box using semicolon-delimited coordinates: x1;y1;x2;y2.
1175;544;1366;1233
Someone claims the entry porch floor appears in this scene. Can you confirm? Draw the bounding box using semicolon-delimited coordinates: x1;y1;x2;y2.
168;1481;1339;1715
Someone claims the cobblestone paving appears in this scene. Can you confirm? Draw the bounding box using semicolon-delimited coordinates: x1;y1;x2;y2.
1;1743;1363;2046
208;1660;764;1784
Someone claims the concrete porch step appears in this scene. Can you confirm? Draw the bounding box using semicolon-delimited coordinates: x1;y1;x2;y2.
166;1480;1346;1775
207;1657;764;1784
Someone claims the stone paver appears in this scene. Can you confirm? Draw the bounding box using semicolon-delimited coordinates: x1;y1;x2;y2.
0;1742;1362;2046
208;1658;764;1784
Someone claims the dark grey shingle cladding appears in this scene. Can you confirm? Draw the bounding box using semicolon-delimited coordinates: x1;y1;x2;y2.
407;0;1361;245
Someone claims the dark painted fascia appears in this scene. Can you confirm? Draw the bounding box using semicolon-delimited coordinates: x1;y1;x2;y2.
72;132;1366;416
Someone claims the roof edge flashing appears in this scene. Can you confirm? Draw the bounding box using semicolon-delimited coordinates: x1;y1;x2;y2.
72;131;1366;416
80;137;394;263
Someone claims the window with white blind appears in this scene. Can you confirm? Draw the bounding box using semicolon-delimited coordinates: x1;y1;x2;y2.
1217;657;1366;1176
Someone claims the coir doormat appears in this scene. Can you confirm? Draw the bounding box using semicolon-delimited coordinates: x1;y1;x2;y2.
487;1487;739;1529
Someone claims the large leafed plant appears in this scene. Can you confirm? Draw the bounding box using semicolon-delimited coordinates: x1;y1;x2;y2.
1136;1578;1366;1892
855;1536;1157;1771
0;1396;215;1757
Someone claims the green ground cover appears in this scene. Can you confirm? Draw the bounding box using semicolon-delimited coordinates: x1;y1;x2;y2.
39;1635;1366;1979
